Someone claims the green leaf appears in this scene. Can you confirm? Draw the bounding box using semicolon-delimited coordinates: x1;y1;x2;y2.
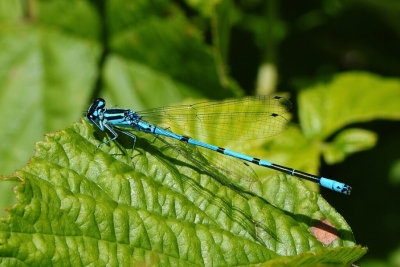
37;0;101;40
0;0;23;22
261;246;367;267
101;55;204;110
322;128;378;164
108;5;242;99
299;72;400;139
0;121;366;266
389;159;400;185
0;24;100;176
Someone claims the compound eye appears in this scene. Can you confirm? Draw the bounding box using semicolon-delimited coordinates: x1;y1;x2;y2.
87;113;95;120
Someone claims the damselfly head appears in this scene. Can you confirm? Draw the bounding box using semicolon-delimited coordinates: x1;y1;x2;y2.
86;98;106;123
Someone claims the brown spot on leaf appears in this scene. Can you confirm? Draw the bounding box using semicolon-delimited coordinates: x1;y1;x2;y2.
311;219;339;245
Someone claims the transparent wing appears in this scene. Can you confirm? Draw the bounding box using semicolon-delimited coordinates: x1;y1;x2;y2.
155;136;256;197
136;95;291;140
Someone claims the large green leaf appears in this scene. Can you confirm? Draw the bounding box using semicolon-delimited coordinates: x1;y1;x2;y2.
0;121;366;266
0;24;100;176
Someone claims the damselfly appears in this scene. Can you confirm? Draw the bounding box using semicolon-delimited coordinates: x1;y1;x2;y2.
86;96;351;195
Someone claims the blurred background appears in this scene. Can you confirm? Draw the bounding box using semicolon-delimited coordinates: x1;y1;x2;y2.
1;0;400;266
